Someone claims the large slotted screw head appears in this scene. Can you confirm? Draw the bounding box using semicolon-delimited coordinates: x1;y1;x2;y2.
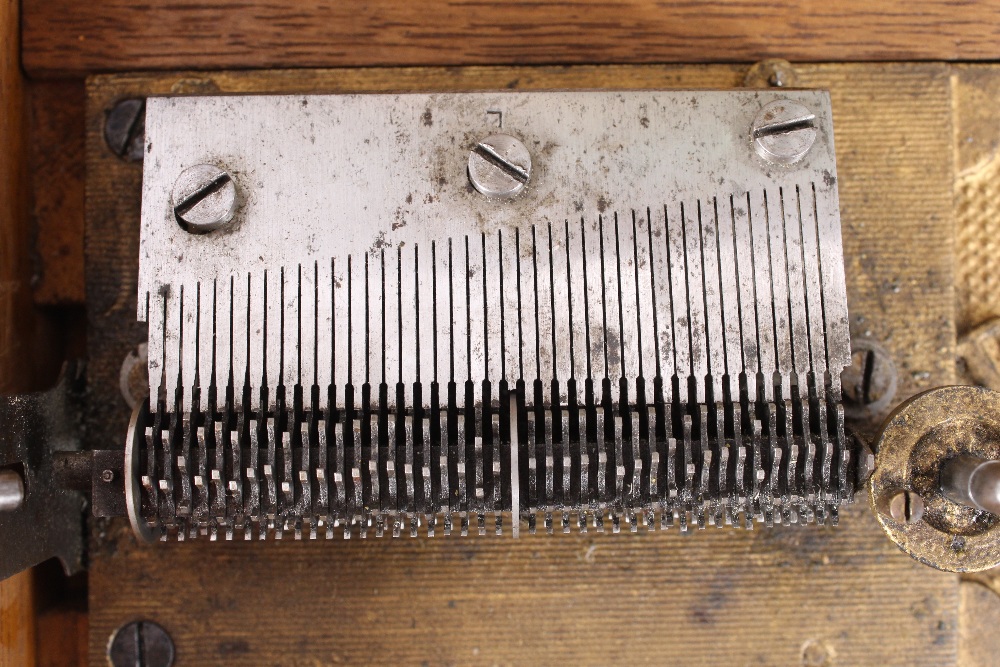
172;164;238;233
751;99;817;165
468;134;532;199
104;98;146;162
108;620;175;667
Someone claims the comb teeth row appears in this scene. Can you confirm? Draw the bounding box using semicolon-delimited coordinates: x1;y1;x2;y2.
133;371;859;541
145;184;849;419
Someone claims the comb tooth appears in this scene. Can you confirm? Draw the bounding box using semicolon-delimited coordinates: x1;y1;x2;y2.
535;226;556;403
231;274;250;411
714;199;742;401
403;417;415;517
595;412;607;504
299;423;312;521
550;223;572;405
474;435;485;515
383;249;401;407
195;426;211;523
467;234;486;411
163;285;183;407
198;281;216;412
543;414;554;508
180;283;199;413
247;271;265;407
781;187;811;391
731;196;759;403
526;415;537;518
315;260;332;410
300;263;317;390
765;187;793;396
583;225;606;392
422;427;433;523
664;204;689;402
617;214;640;407
567;220;588;387
281;267;299;394
385;417;397;514
634;213;657;403
812;183;851;388
699;199;725;403
747;189;776;403
681;203;708;405
797;186;829;386
491;413;502;518
630;412;642;510
264;417;278;521
613;416;624;509
647;209;673;405
265;269;283;408
599;216;623;391
367;415;381;522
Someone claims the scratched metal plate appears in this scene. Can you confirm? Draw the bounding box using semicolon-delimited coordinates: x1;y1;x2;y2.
139;91;848;415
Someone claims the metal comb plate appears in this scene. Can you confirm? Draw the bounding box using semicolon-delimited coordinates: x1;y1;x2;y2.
130;91;856;540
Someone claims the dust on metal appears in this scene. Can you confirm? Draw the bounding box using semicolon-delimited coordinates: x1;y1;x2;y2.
171;164;237;233
104;98;146;162
108;620;175;667
130;91;854;542
468;134;531;198
752;99;817;165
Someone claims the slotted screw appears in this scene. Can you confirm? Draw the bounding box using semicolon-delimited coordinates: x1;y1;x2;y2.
883;489;925;524
468;134;531;199
104;98;146;162
172;164;237;233
842;339;898;420
751;99;817;165
108;620;175;667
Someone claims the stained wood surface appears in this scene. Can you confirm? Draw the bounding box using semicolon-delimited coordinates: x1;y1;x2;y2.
29;80;86;306
23;1;1000;78
0;0;38;663
0;571;35;667
86;63;958;665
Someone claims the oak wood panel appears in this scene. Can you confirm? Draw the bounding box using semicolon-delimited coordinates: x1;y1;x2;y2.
86;63;957;665
22;1;1000;78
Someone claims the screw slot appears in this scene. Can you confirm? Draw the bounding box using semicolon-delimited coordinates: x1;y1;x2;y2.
881;489;925;525
751;99;817;165
104;98;146;162
841;339;898;420
108;620;174;667
172;164;238;233
468;134;532;199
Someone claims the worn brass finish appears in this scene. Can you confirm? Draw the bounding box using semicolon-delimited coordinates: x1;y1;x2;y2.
871;385;1000;572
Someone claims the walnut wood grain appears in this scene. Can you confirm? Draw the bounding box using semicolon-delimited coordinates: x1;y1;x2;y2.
23;1;1000;78
86;63;958;665
29;80;85;306
0;0;37;662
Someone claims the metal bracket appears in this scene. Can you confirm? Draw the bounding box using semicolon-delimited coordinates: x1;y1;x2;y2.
0;363;87;580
